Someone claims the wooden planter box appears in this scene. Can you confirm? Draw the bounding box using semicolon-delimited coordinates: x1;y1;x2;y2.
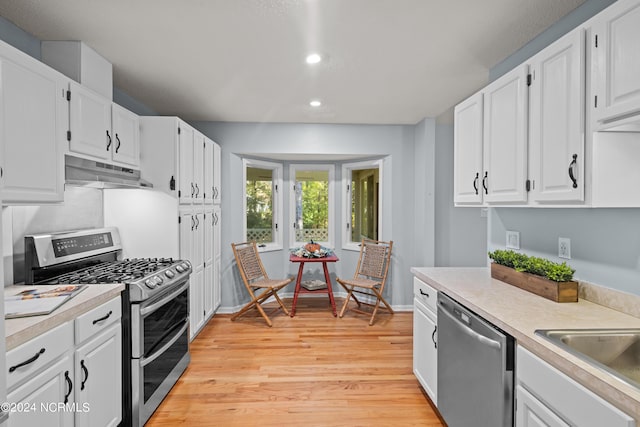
491;263;578;303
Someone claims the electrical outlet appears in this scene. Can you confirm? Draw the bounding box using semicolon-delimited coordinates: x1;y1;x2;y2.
506;230;520;250
559;237;571;259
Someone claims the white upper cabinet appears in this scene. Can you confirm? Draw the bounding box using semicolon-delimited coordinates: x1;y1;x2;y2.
111;103;140;167
0;41;68;204
482;64;529;204
69;81;112;159
204;138;214;204
454;92;484;205
529;29;585;203
192;132;205;203
213;141;221;204
69;81;140;168
178;124;195;204
453;65;528;206
591;0;640;129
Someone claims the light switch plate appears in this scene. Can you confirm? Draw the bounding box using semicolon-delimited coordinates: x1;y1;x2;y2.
506;230;520;250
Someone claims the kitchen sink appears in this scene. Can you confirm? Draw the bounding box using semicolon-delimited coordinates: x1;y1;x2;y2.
535;329;640;389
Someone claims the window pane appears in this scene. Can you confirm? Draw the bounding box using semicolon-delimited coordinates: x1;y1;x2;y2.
294;169;329;242
351;168;378;241
246;167;274;244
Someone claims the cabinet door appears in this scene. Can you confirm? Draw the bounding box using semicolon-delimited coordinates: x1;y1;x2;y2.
213;206;222;311
178;124;194;204
179;210;193;265
111;103;140;168
189;268;205;340
413;299;437;405
75;324;122;427
592;0;640;125
204;263;214;320
69;81;112;160
529;29;585;203
483;64;529;203
204;208;215;318
204;138;214;204
453;92;484;205
213;142;222;204
192;210;204;269
0;53;67;204
6;355;74;427
193;132;205;203
516;385;570;427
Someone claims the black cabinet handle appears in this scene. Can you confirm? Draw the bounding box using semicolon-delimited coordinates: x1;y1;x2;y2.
115;134;121;153
195;183;200;197
191;183;195;197
432;326;438;349
106;130;112;151
9;348;45;372
473;172;479;195
482;171;488;195
419;289;430;298
195;216;200;230
191;216;195;231
64;370;73;403
169;176;176;191
80;360;89;390
92;310;113;325
568;154;578;189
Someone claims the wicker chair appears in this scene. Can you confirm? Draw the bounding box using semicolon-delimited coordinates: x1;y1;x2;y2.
231;242;292;327
337;239;394;325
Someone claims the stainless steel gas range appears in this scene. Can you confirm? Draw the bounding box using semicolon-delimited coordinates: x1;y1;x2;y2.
25;227;191;427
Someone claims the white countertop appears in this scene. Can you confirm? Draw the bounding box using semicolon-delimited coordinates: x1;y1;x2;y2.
5;284;124;351
411;267;640;422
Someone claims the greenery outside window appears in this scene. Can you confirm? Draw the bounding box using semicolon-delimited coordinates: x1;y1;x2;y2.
289;164;335;248
243;158;283;251
342;159;382;251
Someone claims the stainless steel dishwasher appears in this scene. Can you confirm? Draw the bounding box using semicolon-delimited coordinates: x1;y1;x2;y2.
437;292;515;427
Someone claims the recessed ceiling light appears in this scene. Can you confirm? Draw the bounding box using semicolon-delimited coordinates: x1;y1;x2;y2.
306;53;322;64
309;100;322;107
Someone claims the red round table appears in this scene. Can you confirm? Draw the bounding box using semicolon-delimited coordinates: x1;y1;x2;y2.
289;253;339;317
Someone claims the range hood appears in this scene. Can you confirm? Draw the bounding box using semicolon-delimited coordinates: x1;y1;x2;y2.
65;155;153;189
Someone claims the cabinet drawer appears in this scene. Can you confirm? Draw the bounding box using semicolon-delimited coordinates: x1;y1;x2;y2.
517;346;634;427
75;296;121;344
6;321;73;391
413;277;437;313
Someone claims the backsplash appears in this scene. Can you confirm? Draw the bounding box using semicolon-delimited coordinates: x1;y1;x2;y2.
4;186;103;285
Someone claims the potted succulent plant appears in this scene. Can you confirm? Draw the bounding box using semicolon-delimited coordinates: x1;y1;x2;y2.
488;249;578;303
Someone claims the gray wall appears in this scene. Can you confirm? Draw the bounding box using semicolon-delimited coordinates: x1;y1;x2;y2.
435;124;487;267
192;120;441;309
487;0;640;295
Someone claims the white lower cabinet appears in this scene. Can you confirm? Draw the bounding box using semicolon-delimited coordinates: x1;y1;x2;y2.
7;354;75;427
412;277;437;404
516;385;569;427
74;323;121;427
5;296;122;427
516;346;635;427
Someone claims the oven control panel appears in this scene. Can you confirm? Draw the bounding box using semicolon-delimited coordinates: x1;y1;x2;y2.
52;232;114;257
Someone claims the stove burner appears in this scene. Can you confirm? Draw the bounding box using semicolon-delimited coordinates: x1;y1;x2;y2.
44;258;177;285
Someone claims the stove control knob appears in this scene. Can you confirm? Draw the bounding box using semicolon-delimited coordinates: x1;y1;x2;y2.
156;275;164;285
176;265;184;273
182;261;191;270
145;278;156;289
165;270;175;279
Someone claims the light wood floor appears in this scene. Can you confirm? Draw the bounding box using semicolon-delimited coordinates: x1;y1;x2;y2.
146;298;445;426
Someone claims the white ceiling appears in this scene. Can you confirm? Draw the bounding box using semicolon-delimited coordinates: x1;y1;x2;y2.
0;0;585;125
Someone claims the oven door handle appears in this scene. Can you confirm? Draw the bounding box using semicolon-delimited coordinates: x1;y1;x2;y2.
140;280;190;317
141;320;189;368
